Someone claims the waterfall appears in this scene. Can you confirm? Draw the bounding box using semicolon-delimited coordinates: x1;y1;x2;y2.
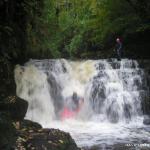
14;59;148;126
87;59;146;123
14;64;55;125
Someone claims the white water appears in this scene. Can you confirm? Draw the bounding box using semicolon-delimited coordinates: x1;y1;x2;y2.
14;59;150;149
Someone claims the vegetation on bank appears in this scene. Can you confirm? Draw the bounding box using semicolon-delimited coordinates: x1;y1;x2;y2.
0;0;150;62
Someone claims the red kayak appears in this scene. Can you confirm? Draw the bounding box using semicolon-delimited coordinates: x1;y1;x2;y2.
60;107;79;120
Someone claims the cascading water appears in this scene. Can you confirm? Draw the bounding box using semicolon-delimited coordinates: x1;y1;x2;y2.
14;59;150;149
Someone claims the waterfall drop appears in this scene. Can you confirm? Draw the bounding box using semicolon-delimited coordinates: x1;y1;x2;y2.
14;59;150;148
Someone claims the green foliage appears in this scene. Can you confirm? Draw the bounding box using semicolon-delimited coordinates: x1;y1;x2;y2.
66;34;83;58
38;0;150;58
0;0;150;60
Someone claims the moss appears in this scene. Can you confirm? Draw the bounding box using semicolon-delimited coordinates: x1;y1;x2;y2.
15;120;80;150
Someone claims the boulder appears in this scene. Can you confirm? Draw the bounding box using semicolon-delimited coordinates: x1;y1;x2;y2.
15;120;80;150
20;119;42;130
9;96;28;121
0;96;28;121
143;115;150;125
0;96;28;149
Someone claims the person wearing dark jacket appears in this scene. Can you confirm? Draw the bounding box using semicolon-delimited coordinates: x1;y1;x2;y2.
115;38;122;61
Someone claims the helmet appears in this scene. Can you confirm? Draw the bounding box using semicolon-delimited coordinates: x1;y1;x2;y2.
72;92;78;101
116;38;120;42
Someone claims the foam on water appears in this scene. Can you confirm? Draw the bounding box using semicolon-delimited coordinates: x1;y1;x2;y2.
45;118;150;148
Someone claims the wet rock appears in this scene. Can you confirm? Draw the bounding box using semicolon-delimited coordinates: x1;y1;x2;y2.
124;103;131;121
15;121;80;150
20;120;42;130
138;60;150;69
9;96;28;121
0;96;28;149
143;115;150;125
141;95;150;115
109;61;121;69
107;110;119;123
107;102;119;123
0;96;28;121
47;73;63;117
137;60;150;116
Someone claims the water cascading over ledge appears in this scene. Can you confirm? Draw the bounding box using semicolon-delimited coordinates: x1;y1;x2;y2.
14;59;148;126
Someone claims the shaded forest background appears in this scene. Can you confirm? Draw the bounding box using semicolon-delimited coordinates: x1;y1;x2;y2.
0;0;150;63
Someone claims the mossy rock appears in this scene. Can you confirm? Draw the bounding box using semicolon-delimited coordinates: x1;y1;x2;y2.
0;96;28;121
20;119;42;130
16;121;80;150
9;96;28;121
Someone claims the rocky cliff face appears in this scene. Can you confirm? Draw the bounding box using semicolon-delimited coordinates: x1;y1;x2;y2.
138;60;150;115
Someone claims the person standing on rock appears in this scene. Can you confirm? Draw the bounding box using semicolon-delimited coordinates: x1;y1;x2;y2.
115;37;122;61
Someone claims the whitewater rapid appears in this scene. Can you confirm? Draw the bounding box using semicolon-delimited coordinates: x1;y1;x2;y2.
46;119;150;148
